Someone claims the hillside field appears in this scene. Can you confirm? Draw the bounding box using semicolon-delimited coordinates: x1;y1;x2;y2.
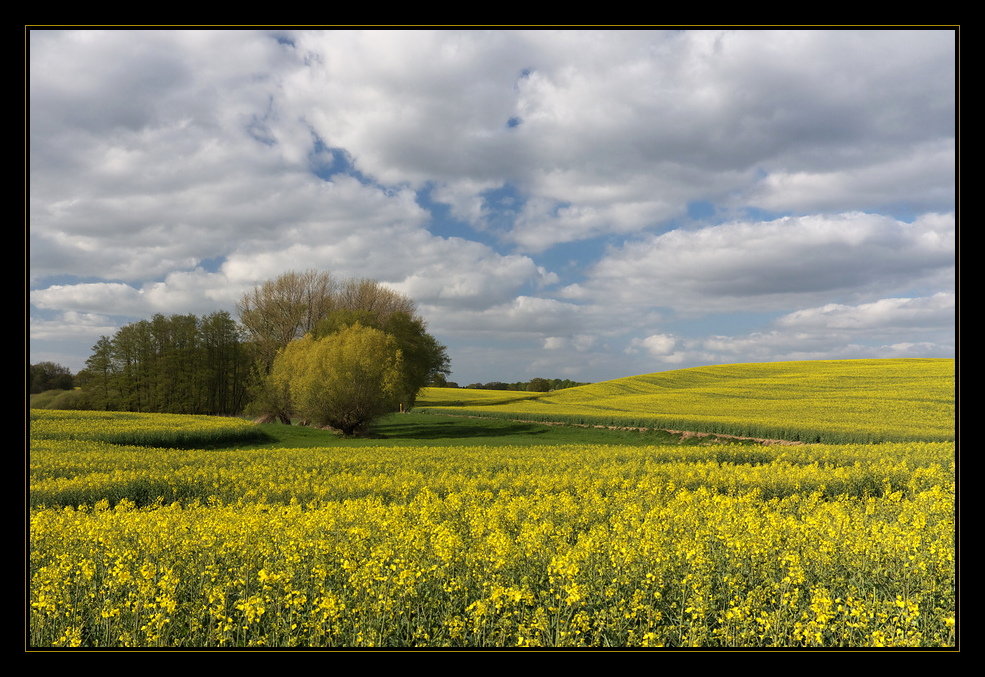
417;359;955;444
29;358;955;648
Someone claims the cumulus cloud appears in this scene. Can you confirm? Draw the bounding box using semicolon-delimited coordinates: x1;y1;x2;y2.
429;295;586;339
623;334;692;365
271;30;955;250
29;311;119;342
390;248;553;310
29;29;955;383
544;334;598;352
617;292;954;372
31;283;146;315
568;212;954;314
744;139;955;215
776;292;954;333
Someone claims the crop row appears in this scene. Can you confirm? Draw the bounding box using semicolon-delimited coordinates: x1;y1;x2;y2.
31;438;953;510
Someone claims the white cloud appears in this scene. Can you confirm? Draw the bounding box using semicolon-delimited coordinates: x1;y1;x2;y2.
544;334;598;352
29;30;956;383
272;29;955;250
627;333;678;357
509;195;681;252
776;292;954;333
428;179;503;227
617;291;954;372
31;283;145;315
29;311;119;342
568;212;954;314
430;295;585;338
745;139;955;214
391;248;550;310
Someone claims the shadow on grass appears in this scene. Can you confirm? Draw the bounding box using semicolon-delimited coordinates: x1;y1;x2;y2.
239;412;715;449
373;416;554;441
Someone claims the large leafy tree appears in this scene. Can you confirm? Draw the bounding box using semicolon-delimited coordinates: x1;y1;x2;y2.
237;271;421;372
269;324;404;436
314;309;450;409
239;270;450;415
335;277;416;320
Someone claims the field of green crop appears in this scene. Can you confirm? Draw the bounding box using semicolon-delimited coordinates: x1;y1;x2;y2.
417;359;955;444
29;359;956;648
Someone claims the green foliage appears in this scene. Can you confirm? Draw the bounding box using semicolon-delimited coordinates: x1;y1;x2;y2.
75;311;252;415
314;309;450;408
269;324;405;436
462;378;590;392
237;270;340;372
29;389;92;411
238;271;420;374
29;362;74;394
239;271;450;418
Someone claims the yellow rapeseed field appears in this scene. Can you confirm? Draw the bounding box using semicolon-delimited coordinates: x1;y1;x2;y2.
30;409;267;448
418;359;955;444
30;400;955;647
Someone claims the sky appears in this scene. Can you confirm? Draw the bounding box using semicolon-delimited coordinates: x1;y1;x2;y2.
28;29;956;386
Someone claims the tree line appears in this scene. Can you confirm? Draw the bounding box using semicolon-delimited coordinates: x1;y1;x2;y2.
76;311;253;415
455;378;590;392
37;271;452;434
32;270;585;430
30;361;75;394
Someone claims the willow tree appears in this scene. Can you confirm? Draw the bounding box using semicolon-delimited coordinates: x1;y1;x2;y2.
268;324;404;436
314;308;450;409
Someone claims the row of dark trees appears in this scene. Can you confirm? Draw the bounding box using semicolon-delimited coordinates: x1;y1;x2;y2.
77;311;253;415
459;378;590;392
30;361;75;394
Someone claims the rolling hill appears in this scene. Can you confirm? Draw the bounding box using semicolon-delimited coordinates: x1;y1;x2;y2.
416;358;955;444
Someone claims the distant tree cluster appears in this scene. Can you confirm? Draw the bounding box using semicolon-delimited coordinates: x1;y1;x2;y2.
461;378;590;392
29;362;75;394
39;270;450;429
75;311;252;415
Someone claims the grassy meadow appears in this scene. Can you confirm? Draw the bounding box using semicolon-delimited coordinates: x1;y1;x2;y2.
29;359;955;648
